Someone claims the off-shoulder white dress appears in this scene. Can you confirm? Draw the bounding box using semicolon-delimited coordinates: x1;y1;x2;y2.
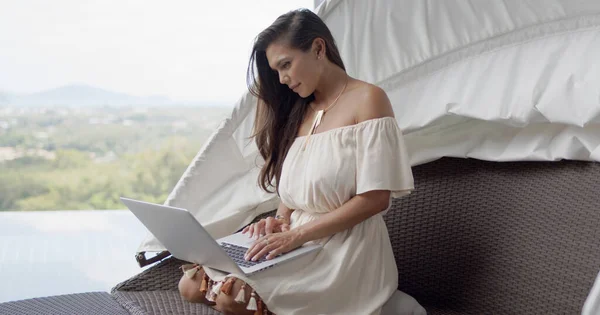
204;116;415;315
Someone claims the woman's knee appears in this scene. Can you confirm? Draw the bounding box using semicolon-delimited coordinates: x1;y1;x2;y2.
178;266;213;304
214;279;255;315
178;269;270;314
178;274;203;303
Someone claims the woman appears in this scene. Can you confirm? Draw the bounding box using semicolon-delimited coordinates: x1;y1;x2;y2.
178;8;418;315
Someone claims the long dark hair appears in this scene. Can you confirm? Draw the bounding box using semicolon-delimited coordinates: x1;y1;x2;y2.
247;8;345;195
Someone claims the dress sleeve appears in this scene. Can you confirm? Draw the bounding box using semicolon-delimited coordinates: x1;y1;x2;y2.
354;117;414;200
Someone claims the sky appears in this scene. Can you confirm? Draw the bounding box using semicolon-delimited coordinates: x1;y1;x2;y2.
0;0;315;105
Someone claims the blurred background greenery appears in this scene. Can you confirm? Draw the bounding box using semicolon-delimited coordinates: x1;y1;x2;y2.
0;105;231;211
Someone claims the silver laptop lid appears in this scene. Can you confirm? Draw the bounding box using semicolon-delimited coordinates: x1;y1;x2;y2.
120;197;243;274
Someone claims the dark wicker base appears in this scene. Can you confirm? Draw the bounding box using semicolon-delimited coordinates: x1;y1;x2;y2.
112;257;188;294
390;158;600;314
112;291;220;315
0;292;130;315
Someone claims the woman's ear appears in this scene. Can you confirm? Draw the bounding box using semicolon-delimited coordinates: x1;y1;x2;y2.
312;38;326;59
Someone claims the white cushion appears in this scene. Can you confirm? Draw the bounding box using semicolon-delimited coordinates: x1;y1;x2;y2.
381;290;427;315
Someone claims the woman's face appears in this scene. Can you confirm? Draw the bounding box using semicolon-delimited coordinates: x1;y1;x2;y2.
265;41;321;98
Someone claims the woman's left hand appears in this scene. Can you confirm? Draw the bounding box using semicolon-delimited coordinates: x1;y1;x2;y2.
244;230;305;261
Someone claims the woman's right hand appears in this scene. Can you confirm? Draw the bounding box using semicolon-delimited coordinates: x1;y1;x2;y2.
242;216;290;239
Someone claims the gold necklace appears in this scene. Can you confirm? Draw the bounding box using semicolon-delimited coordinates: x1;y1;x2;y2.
302;77;349;151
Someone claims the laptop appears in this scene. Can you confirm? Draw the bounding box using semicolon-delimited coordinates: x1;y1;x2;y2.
120;197;321;276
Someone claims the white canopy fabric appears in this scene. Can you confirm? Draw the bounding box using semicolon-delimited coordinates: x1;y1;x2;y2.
137;3;600;305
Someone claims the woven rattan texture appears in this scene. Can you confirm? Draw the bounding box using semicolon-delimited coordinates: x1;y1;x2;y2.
112;257;189;293
112;291;220;315
0;292;129;315
112;158;600;314
386;158;600;314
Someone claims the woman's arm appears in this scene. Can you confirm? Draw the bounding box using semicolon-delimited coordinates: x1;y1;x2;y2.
275;201;294;224
295;190;390;243
245;190;390;261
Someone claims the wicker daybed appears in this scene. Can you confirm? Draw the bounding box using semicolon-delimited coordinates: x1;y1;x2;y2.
107;157;600;314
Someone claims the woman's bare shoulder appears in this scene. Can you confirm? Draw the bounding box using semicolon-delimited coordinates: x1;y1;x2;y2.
346;80;395;123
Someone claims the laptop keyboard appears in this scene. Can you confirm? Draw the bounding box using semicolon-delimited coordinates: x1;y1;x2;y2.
220;242;268;268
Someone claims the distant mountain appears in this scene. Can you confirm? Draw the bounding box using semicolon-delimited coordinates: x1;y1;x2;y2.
4;84;175;107
0;89;15;106
0;93;9;106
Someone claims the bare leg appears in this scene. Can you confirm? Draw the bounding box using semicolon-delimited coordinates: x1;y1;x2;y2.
215;278;273;315
178;268;215;306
